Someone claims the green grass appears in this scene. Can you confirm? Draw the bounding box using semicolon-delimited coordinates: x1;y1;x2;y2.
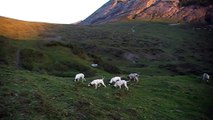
0;19;213;119
0;36;120;77
1;66;212;120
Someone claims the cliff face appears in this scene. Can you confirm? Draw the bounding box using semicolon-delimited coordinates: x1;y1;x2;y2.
81;0;212;25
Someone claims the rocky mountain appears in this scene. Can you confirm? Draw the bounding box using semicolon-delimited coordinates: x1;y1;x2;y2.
81;0;213;25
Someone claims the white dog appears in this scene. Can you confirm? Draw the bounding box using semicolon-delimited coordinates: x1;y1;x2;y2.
74;73;86;82
109;76;121;85
202;73;210;83
128;73;139;82
88;78;106;89
114;80;129;90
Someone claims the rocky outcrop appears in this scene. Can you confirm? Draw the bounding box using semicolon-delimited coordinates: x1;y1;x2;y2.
81;0;212;25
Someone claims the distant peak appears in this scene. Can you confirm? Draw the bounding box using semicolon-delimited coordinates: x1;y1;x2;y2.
81;0;213;25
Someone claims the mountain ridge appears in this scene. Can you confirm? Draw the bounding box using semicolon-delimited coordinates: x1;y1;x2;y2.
81;0;213;25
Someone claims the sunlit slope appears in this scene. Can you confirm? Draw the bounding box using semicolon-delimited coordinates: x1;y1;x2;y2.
0;16;55;40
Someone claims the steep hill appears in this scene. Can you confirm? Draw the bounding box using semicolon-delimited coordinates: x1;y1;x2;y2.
81;0;213;25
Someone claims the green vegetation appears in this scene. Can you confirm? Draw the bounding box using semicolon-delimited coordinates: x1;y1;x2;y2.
1;67;212;120
0;36;119;77
0;20;213;119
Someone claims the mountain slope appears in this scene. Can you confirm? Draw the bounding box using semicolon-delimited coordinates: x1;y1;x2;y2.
81;0;213;25
0;17;213;120
0;17;212;75
0;16;58;40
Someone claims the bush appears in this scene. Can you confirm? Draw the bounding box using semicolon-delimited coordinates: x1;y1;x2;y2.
159;63;203;75
0;36;7;64
44;40;88;59
70;45;88;59
43;40;66;47
48;61;96;77
19;48;47;70
88;53;121;74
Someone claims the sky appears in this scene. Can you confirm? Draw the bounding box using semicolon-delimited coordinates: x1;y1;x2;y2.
0;0;109;24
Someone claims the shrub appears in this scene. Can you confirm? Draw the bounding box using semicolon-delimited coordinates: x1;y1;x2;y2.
48;61;96;77
69;45;88;59
43;40;66;47
0;36;7;64
44;40;88;59
19;48;47;70
159;63;203;75
88;53;121;74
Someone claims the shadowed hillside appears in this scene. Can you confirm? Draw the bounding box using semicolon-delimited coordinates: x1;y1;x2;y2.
0;17;213;120
1;17;213;75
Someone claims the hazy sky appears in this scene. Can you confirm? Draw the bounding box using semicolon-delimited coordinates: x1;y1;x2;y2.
0;0;109;24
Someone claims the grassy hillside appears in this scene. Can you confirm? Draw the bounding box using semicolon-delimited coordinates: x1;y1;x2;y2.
0;16;55;40
0;36;120;77
1;66;213;120
47;21;213;76
0;18;213;119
